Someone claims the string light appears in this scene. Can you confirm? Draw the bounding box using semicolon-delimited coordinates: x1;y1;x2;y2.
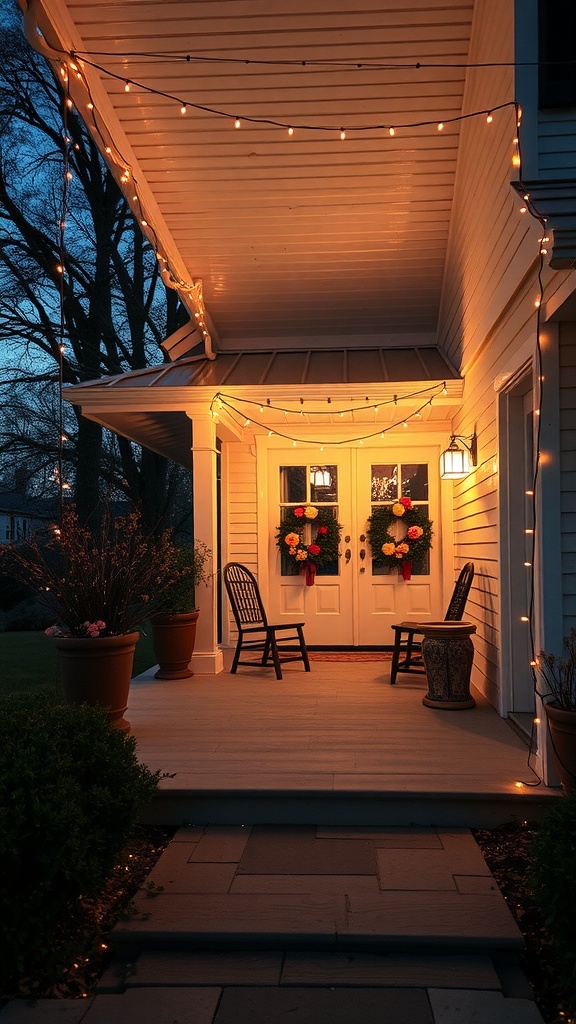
181;104;187;114
235;118;241;128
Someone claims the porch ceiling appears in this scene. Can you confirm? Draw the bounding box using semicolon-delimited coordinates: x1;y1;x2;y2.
25;0;476;351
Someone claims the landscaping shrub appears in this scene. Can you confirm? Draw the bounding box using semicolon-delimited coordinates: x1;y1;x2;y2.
0;692;162;993
530;792;576;1010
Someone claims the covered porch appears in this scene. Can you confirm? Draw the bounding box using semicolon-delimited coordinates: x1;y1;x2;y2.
129;653;558;829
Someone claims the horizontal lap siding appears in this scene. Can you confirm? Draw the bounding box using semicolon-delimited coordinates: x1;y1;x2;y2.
539;112;576;177
560;323;576;634
225;443;258;641
438;0;534;704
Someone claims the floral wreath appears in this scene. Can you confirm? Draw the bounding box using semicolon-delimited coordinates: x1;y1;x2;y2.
367;498;433;576
276;505;342;586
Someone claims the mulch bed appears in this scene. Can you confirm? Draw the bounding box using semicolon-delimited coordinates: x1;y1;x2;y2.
474;820;572;1024
3;820;573;1022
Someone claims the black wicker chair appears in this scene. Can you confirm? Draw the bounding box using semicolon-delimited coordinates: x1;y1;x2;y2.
389;562;474;685
223;562;310;680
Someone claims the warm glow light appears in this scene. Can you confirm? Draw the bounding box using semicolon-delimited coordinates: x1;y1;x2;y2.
124;81;130;92
486;112;493;123
526;490;534;496
520;206;527;213
515;781;524;789
389;127;395;136
534;717;541;725
535;299;541;307
520;616;529;622
340;129;346;140
512;155;520;167
437;122;444;131
235;118;241;128
288;126;294;136
87;102;94;110
525;528;534;534
181;104;187;114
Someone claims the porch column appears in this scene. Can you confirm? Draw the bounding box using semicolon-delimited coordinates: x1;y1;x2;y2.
189;411;224;674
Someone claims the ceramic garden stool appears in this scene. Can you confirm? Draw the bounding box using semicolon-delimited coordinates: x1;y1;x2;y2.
420;621;477;710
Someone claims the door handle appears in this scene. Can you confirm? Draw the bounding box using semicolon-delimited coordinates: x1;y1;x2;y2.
345;548;351;563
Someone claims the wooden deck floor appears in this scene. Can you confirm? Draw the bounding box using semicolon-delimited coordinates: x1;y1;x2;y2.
128;655;558;826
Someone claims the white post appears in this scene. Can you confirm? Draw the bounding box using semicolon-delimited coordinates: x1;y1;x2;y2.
189;411;224;674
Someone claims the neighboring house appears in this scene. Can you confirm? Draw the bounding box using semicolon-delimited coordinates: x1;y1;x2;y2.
0;493;54;544
21;0;576;786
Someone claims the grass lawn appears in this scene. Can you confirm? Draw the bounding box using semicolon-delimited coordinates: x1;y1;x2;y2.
0;628;157;697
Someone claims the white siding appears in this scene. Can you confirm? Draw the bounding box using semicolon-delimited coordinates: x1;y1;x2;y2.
439;0;576;704
223;442;258;641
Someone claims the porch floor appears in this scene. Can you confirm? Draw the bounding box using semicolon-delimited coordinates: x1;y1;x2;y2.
129;654;557;828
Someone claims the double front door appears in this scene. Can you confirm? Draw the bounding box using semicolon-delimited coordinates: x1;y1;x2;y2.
265;446;442;647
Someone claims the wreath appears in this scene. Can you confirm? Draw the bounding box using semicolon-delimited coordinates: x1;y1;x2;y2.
276;505;342;586
367;498;433;578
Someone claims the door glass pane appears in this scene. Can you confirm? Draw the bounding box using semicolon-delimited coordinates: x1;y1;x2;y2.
400;464;428;500
310;465;337;503
371;501;430;576
371;464;397;501
280;465;306;503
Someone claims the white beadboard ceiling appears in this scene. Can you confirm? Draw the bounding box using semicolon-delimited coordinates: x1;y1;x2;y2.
26;0;476;352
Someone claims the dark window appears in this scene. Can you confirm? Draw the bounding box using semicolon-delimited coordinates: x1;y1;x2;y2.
539;0;576;108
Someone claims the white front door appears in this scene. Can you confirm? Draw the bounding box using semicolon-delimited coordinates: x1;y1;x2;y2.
265;444;442;646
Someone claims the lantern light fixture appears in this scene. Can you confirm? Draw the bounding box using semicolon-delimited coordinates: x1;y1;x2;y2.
439;433;478;479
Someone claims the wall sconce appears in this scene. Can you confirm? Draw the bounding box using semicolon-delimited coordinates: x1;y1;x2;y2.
439;434;478;479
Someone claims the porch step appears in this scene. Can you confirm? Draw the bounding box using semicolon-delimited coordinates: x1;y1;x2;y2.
142;784;557;829
112;825;524;959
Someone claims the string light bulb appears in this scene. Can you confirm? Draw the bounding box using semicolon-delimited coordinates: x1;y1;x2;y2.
340;129;346;140
437;122;444;131
235;118;241;128
486;112;493;123
389;127;395;136
287;126;294;136
124;81;130;92
181;104;187;115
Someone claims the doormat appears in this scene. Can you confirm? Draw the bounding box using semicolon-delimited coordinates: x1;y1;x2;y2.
308;651;392;662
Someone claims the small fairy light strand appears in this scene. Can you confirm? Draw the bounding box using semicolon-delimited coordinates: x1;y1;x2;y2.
56;80;73;521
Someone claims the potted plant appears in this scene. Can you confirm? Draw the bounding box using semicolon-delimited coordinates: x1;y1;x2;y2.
150;540;211;679
537;629;576;793
0;503;184;732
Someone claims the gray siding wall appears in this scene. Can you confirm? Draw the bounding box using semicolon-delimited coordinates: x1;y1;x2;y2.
560;321;576;633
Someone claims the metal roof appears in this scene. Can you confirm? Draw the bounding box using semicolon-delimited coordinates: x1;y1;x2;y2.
74;346;460;391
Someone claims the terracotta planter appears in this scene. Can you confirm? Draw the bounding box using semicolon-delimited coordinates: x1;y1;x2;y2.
544;702;576;794
52;632;139;733
150;610;199;679
420;621;477;710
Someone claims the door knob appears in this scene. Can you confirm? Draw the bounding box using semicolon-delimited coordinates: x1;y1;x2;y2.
345;548;351;563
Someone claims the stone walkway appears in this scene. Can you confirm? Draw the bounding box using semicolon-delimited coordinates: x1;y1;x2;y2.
0;825;545;1023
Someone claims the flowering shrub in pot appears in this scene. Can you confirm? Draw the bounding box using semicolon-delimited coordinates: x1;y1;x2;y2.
150;541;211;679
537;628;576;793
0;504;186;729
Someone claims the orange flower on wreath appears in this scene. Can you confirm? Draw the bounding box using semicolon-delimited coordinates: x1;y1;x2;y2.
284;532;300;547
407;525;423;540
